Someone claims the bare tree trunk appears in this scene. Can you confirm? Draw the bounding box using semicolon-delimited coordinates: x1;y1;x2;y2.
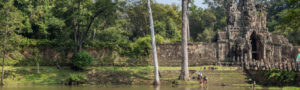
147;0;160;85
179;0;190;81
92;29;96;40
1;18;8;85
187;0;190;41
77;0;82;53
78;41;83;52
187;18;190;41
72;0;79;53
74;0;84;53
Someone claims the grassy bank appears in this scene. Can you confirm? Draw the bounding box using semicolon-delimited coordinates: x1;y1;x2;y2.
2;66;79;85
1;66;238;85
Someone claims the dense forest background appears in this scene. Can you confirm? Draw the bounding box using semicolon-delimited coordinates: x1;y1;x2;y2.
0;0;299;66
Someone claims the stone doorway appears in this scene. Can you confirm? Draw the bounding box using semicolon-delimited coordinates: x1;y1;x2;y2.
250;31;259;60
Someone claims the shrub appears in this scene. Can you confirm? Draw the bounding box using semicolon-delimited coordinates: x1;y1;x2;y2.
67;73;88;85
87;26;130;50
99;56;115;66
71;50;93;70
264;69;297;85
125;35;165;66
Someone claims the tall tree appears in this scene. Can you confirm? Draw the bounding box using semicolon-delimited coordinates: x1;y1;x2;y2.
73;0;116;52
127;1;182;41
31;48;42;73
189;0;223;42
187;0;190;41
179;0;190;81
53;0;117;53
147;0;160;85
13;0;64;40
274;0;300;45
0;0;23;85
0;13;7;86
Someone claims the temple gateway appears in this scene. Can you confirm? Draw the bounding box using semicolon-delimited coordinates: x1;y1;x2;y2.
155;0;299;71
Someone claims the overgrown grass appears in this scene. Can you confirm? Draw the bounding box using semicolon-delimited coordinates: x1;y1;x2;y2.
0;65;238;85
2;66;83;85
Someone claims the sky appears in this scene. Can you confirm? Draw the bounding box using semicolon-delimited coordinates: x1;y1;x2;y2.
155;0;208;8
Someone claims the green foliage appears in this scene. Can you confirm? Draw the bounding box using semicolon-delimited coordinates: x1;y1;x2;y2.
259;0;293;32
0;0;298;66
263;69;297;85
67;73;88;85
98;56;116;66
53;0;118;52
0;59;19;66
30;48;42;64
12;0;65;39
272;0;300;45
98;51;120;66
71;50;93;69
189;1;222;42
90;25;130;50
125;35;164;66
130;36;152;57
196;28;215;43
127;2;181;39
0;0;24;67
13;48;43;66
8;51;25;61
130;35;164;56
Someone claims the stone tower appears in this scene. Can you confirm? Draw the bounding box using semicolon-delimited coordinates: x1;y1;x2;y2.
226;0;240;27
239;0;257;29
215;0;297;71
256;3;268;32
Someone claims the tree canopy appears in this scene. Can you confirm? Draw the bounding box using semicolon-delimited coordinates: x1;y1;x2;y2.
0;0;298;66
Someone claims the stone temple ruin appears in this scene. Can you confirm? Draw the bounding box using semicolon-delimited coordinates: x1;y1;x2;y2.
216;0;298;71
155;0;299;71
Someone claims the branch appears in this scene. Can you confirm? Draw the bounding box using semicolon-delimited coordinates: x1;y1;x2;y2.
81;6;110;42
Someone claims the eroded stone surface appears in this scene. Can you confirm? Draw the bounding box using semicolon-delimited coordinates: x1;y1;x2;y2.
154;0;299;71
155;43;217;66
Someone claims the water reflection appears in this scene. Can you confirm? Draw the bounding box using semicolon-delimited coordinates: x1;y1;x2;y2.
0;84;256;90
184;87;190;90
155;85;160;90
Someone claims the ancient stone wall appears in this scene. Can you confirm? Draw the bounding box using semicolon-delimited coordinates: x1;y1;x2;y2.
154;43;218;66
217;42;229;62
214;0;300;71
248;44;297;71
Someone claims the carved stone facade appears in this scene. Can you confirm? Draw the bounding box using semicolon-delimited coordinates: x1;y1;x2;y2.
226;0;240;27
216;0;298;71
152;0;299;71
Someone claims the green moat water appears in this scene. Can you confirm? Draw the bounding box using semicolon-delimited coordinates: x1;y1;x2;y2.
0;85;253;90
